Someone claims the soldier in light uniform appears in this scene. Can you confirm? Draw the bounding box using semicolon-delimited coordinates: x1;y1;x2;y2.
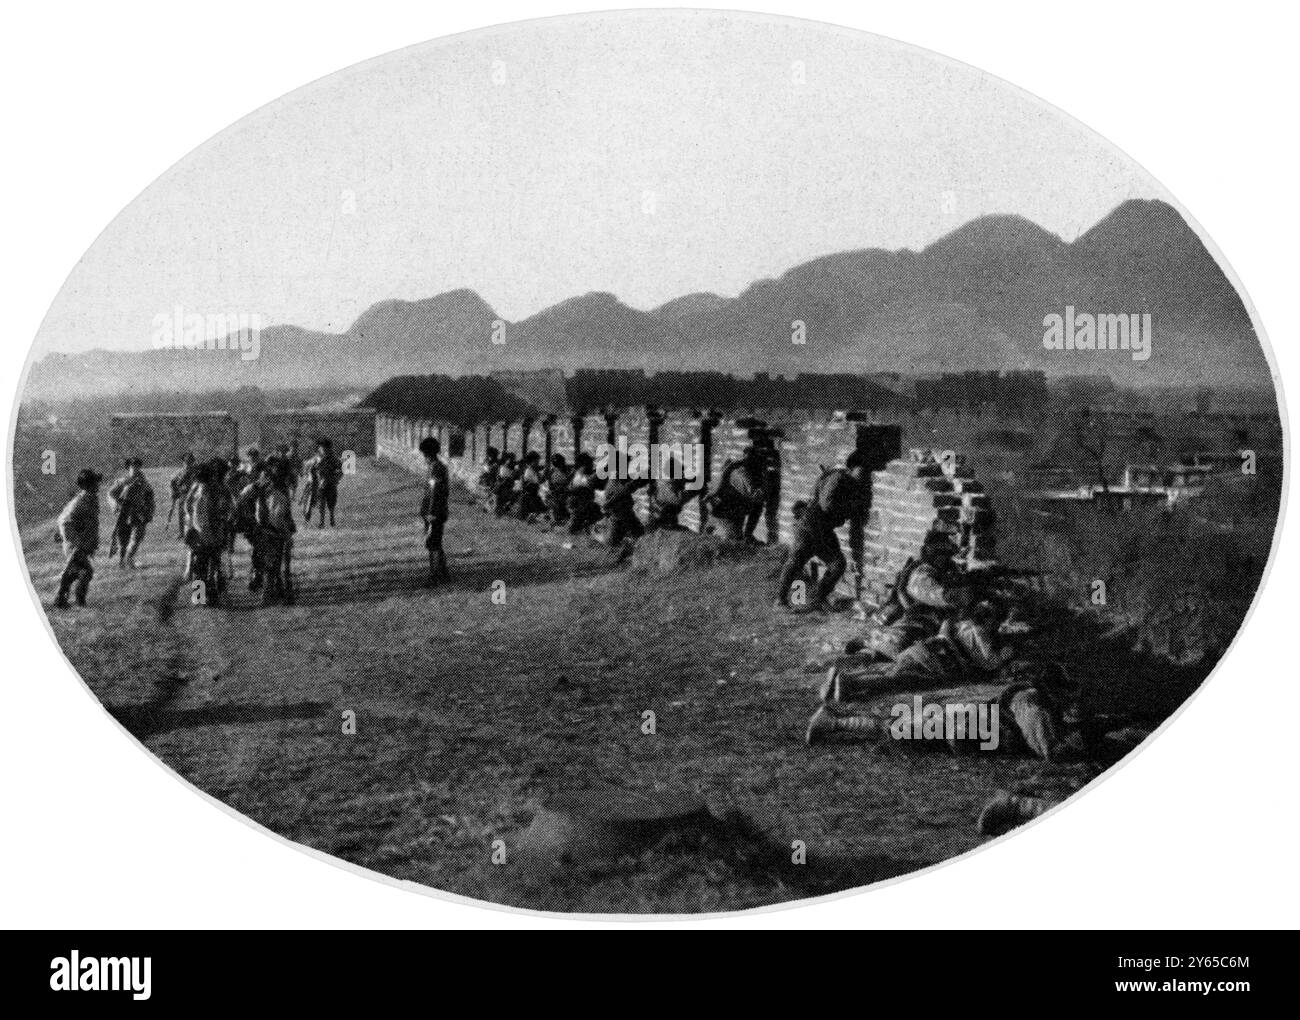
168;453;197;539
107;457;155;568
53;468;102;609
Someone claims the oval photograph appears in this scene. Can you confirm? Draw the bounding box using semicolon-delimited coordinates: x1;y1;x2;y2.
9;11;1284;915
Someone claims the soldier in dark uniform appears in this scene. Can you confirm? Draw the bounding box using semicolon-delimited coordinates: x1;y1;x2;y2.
601;473;648;552
107;457;155;568
544;454;571;525
516;451;547;522
774;450;869;611
566;453;601;535
304;438;343;527
419;436;451;585
706;446;766;541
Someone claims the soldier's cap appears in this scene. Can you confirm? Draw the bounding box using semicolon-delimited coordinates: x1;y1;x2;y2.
75;468;103;489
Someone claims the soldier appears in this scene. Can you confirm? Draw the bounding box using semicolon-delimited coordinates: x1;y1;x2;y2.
304;438;343;527
544;454;572;525
419;436;451;585
182;460;233;605
477;446;502;505
234;463;269;591
492;453;520;517
107;457;155;568
601;472;648;555
774;450;869;612
822;596;1013;704
516;451;547;522
53;468;102;608
705;446;766;541
566;453;601;535
858;530;971;658
256;458;297;604
647;452;699;532
167;452;197;539
806;659;1084;753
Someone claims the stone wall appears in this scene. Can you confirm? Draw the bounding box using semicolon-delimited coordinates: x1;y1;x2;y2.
110;412;238;466
259;409;377;457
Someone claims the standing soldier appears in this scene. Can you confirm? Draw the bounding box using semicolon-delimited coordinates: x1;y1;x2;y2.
304;438;343;527
419;437;451;586
168;452;197;539
601;472;648;555
235;463;269;592
774;450;869;612
256;459;297;605
182;460;232;605
53;468;102;608
107;457;155;568
705;446;766;541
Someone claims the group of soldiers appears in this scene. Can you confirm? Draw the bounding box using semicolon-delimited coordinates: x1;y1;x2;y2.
52;438;345;609
473;441;789;559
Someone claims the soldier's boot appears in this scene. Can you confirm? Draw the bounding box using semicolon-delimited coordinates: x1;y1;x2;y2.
53;575;73;609
805;704;889;745
976;791;1052;837
436;550;450;582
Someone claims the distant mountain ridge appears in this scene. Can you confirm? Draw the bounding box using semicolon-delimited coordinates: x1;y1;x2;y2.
25;199;1270;401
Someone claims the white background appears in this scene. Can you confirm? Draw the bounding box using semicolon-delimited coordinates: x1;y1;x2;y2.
1;1;1294;930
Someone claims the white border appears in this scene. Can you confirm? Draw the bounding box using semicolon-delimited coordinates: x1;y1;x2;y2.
2;2;1296;929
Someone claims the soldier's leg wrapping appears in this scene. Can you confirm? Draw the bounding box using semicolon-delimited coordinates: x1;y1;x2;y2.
56;551;83;603
72;552;94;604
127;522;146;560
775;527;817;605
811;531;846;606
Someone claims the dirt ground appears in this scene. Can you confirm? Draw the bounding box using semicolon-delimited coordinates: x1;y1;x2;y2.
20;458;1197;914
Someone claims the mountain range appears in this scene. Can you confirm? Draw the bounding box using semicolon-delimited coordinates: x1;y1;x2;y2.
24;199;1270;402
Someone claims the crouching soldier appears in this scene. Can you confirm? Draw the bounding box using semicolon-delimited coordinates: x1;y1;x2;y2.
107;457;155;568
544;454;571;525
774;450;869;612
566;453;602;535
419;437;451;586
601;473;648;557
53;468;102;608
705;446;766;542
516;452;548;522
647;452;699;531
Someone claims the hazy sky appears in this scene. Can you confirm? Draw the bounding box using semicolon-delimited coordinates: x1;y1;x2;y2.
36;10;1163;355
